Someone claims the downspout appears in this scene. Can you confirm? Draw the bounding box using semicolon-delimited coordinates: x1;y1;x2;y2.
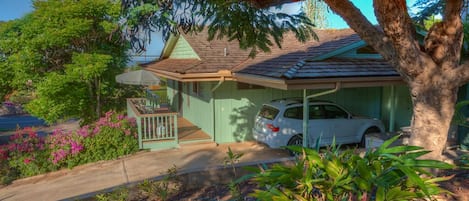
389;85;396;132
211;77;225;143
302;82;342;147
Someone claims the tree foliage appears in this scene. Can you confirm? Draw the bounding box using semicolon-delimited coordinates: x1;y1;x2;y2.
412;0;469;24
0;0;136;123
121;0;317;57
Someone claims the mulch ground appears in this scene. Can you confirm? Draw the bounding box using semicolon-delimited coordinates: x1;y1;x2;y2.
438;169;469;201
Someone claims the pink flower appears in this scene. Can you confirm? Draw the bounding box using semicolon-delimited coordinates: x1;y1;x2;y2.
23;157;33;164
117;114;125;120
77;125;90;137
0;146;8;160
127;117;137;127
70;141;83;154
92;127;100;134
52;149;67;164
105;111;114;119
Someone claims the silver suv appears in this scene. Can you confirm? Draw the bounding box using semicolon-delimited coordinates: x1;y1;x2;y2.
253;98;385;148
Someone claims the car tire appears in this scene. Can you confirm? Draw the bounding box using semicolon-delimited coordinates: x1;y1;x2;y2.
360;127;380;148
287;135;303;156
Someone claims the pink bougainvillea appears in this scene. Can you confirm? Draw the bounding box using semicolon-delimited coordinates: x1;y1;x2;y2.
0;145;8;160
127;117;137;127
23;157;33;164
8;128;45;154
76;125;90;137
3;111;138;179
46;129;85;164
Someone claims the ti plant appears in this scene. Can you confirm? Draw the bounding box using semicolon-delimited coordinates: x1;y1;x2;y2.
248;135;454;201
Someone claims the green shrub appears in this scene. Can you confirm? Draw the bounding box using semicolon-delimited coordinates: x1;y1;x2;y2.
461;154;469;168
5;128;52;177
247;135;454;201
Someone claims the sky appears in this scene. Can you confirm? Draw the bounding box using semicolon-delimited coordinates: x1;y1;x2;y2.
0;0;33;21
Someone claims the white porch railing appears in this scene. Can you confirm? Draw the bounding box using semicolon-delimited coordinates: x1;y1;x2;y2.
127;98;178;150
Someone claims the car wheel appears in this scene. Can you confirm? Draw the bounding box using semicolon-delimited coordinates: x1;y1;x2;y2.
287;135;303;156
360;127;380;148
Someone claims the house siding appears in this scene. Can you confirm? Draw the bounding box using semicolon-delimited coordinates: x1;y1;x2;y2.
168;80;417;144
212;81;384;144
182;82;214;138
169;36;200;59
380;86;413;131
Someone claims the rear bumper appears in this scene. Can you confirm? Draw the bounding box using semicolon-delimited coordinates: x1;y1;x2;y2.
252;128;282;148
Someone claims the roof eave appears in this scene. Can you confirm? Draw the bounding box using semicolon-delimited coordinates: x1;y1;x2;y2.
234;72;405;90
146;68;234;82
284;76;405;90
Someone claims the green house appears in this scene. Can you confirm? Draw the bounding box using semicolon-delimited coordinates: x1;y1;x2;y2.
133;28;468;149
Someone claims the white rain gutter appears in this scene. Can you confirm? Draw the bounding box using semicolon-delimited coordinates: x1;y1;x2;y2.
211;76;225;92
302;82;342;147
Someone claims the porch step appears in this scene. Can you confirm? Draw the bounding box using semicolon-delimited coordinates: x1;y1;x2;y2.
179;141;217;149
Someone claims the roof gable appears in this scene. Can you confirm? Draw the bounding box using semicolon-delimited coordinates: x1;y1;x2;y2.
166;36;200;59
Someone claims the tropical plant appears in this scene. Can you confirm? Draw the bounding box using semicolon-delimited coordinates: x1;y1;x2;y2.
247;135;454;201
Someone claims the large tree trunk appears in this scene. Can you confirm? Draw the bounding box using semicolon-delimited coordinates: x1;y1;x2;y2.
323;0;468;160
256;0;469;160
409;81;459;160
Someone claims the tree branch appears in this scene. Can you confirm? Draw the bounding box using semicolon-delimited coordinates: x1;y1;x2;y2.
373;0;425;78
454;62;469;86
441;0;463;68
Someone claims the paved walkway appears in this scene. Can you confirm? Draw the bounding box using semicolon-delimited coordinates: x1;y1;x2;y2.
0;142;291;201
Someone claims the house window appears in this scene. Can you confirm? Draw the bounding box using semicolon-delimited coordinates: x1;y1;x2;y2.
192;82;201;96
237;82;265;90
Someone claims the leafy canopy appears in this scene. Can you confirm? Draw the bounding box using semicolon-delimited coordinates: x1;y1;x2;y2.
121;0;317;57
0;0;137;123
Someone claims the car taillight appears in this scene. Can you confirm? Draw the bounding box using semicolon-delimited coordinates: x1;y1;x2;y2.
266;124;279;132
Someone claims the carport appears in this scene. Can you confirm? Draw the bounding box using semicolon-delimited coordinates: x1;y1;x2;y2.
235;57;405;147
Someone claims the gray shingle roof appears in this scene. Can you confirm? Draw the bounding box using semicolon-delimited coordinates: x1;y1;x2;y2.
284;58;398;79
145;28;399;80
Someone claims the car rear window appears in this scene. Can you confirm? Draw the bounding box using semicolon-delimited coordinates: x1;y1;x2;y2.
258;105;279;120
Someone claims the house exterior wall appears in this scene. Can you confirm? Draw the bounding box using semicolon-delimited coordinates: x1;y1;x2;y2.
166;80;179;112
167;80;215;139
212;81;384;144
168;80;417;144
380;86;413;131
213;81;304;143
169;36;199;59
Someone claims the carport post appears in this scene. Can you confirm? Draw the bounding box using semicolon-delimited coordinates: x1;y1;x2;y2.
302;82;341;148
389;85;396;132
303;90;308;147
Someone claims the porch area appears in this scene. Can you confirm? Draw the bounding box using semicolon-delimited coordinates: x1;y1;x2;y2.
127;98;211;150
